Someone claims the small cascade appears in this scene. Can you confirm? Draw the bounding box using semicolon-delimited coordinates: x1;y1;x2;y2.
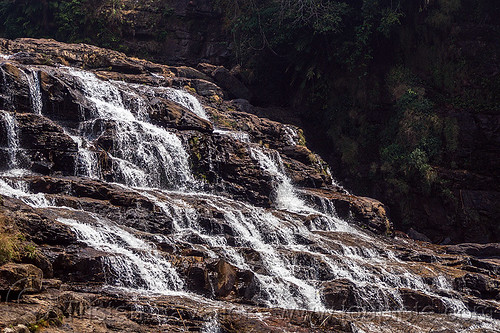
144;190;325;311
213;128;250;143
66;69;195;189
68;133;101;179
249;147;310;213
164;88;209;120
202;315;221;333
57;217;184;294
0;111;19;168
25;69;43;115
283;125;300;146
0;177;51;208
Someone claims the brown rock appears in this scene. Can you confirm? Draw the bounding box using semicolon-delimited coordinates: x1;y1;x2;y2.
58;292;90;317
149;98;213;132
213;260;237;298
0;263;43;296
321;279;357;310
399;288;446;313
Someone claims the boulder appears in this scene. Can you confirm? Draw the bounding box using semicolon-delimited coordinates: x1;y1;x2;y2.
399;288;446;313
58;292;90;317
321;279;357;310
0;263;43;296
212;260;237;298
197;63;251;100
212;66;252;100
148;98;213;132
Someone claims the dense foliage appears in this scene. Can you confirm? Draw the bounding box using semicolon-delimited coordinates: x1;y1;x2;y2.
217;0;500;234
0;0;128;49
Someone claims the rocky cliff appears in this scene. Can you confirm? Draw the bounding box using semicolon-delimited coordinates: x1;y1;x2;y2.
0;39;499;332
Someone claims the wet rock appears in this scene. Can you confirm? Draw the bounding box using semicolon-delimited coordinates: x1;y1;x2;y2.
14;113;77;175
321;279;357;310
1;197;76;246
39;69;91;125
52;247;107;283
453;273;500;300
0;263;43;295
302;188;393;235
211;260;237;298
399;288;446;313
0;62;31;113
407;228;432;242
445;243;500;258
58;292;90;317
149;98;212;132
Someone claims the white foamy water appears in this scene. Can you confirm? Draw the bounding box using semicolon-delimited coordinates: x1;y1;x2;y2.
25;68;43;115
249;146;312;213
164;87;209;120
57;217;184;294
1;111;19;167
66;69;195;189
213;128;250;143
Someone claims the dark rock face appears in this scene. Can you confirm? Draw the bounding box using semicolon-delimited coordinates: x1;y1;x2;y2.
321;279;357;310
399;288;446;313
0;263;43;296
149;98;213;132
14;113;77;175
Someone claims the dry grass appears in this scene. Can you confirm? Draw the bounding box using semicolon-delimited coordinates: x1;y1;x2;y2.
0;211;21;265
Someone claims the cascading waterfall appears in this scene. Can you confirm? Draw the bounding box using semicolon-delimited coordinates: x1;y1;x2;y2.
0;63;480;318
0;110;19;168
249;147;311;213
57;217;184;294
65;69;195;189
164;87;209;120
25;68;43;115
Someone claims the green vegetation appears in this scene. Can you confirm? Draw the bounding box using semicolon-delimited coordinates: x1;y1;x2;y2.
214;0;499;230
28;315;63;332
0;0;127;50
0;210;39;265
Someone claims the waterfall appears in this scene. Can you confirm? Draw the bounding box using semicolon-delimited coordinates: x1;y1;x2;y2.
57;217;184;294
213;129;250;143
0;63;482;320
203;315;221;333
1;111;19;168
25;69;43;115
249;147;311;213
164;88;209;120
66;69;195;189
283;125;300;146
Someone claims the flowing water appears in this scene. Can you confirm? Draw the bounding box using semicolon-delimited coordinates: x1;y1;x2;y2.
0;110;19;168
0;64;490;319
25;69;43;115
